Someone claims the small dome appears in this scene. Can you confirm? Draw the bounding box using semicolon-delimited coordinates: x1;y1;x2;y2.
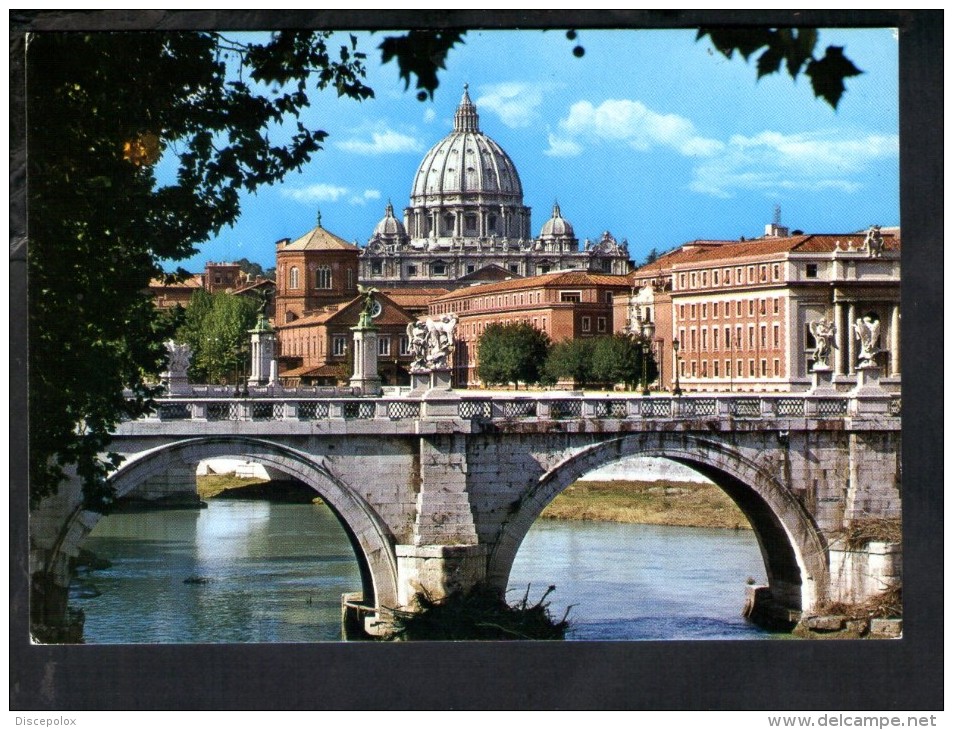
372;202;407;241
539;202;575;239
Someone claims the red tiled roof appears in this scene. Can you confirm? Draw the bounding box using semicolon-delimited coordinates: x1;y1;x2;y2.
633;231;900;274
232;278;276;295
280;364;341;378
282;225;357;252
431;270;631;301
148;273;204;289
281;292;413;329
380;288;450;309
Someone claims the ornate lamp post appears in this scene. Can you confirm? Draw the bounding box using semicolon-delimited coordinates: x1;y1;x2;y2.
672;337;683;396
639;318;655;396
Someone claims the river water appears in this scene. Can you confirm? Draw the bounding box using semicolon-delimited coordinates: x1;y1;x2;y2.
71;500;772;643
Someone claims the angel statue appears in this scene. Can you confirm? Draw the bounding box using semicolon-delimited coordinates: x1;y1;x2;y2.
864;225;885;258
426;313;458;369
853;313;881;367
808;318;837;370
357;285;380;328
164;339;192;378
406;320;429;372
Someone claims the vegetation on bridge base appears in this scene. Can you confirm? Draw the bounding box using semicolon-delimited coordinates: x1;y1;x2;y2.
388;585;571;641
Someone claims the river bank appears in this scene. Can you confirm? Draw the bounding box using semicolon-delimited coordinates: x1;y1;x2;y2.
195;475;747;529
542;479;750;529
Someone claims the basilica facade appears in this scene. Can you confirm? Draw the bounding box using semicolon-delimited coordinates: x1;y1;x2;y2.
358;86;632;289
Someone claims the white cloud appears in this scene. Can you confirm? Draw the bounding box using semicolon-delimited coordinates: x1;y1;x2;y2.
281;183;349;203
690;131;899;198
557;99;723;157
349;189;383;206
423;108;437;123
282;185;384;207
336;127;423;155
544;132;584;158
475;82;547;129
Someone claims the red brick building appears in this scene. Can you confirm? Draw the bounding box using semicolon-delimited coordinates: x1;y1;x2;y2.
428;271;633;387
620;226;901;393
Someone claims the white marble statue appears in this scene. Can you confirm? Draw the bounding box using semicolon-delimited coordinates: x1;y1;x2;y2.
864;225;885;258
809;318;837;370
164;340;192;377
406;320;430;372
853;314;882;367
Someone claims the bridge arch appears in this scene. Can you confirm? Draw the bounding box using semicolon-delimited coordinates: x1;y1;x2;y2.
486;432;830;617
55;436;399;611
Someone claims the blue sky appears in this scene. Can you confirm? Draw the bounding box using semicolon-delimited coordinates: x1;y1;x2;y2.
167;28;899;273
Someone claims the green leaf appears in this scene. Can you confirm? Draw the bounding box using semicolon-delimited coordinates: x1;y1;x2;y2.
806;45;863;108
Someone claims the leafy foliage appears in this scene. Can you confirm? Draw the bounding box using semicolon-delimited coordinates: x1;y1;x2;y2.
176;290;258;385
545;335;656;390
378;30;466;101
697;28;862;108
27;31;372;509
476;322;551;389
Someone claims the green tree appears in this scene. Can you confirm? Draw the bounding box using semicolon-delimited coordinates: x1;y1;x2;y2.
477;323;551;389
544;339;593;388
27;30;374;509
177;291;258;385
591;335;645;390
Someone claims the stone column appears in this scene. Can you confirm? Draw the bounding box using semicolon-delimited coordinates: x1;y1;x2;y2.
890;304;901;376
847;302;857;374
349;326;381;396
833;301;845;376
248;315;276;387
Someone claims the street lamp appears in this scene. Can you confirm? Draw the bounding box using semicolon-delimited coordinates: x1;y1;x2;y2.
639;318;655;396
672;337;683;396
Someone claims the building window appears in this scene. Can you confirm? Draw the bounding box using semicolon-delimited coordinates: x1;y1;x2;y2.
761;359;767;377
702;360;708;377
690;329;696;351
713;270;719;286
748;266;755;283
560;291;582;303
488;214;498;232
444;213;455;234
736;300;742;316
371;261;382;276
773;297;779;314
737;359;743;377
806;263;818;278
736;267;743;283
736;326;742;349
691;304;697;319
713;327;719;350
378;338;391;356
597;317;607;333
773;324;780;348
691;361;697;377
432;262;447;276
399;336;410;355
465;214;478;232
316;266;332;289
760;299;766;315
725;360;731;377
701;328;708;351
679;273;686;289
702;271;708;287
605;291;614;304
285;311;296;323
582;316;591;333
749;359;755;377
760;325;767;348
407;265;418;277
774;359;781;377
680;360;686;377
748;300;754;316
539;265;551;274
702;303;708;318
759;265;767;282
773;264;780;281
680;304;686;319
691;272;697;288
714;360;720;377
748;325;755;349
724;268;731;285
713;302;719;318
289;266;300;289
332;336;347;356
509;264;519;273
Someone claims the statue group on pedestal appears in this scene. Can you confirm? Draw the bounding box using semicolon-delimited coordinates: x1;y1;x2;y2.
407;313;458;372
810;311;883;371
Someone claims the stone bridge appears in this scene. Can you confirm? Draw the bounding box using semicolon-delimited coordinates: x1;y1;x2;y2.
30;384;902;636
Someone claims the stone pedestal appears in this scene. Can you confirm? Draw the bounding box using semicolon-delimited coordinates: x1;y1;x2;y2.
395;544;487;607
409;370;430;394
248;319;276;387
162;375;191;396
429;367;453;391
349;326;382;396
849;364;891;415
809;366;836;393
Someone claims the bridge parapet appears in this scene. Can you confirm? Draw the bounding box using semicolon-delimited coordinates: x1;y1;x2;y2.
116;389;900;434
